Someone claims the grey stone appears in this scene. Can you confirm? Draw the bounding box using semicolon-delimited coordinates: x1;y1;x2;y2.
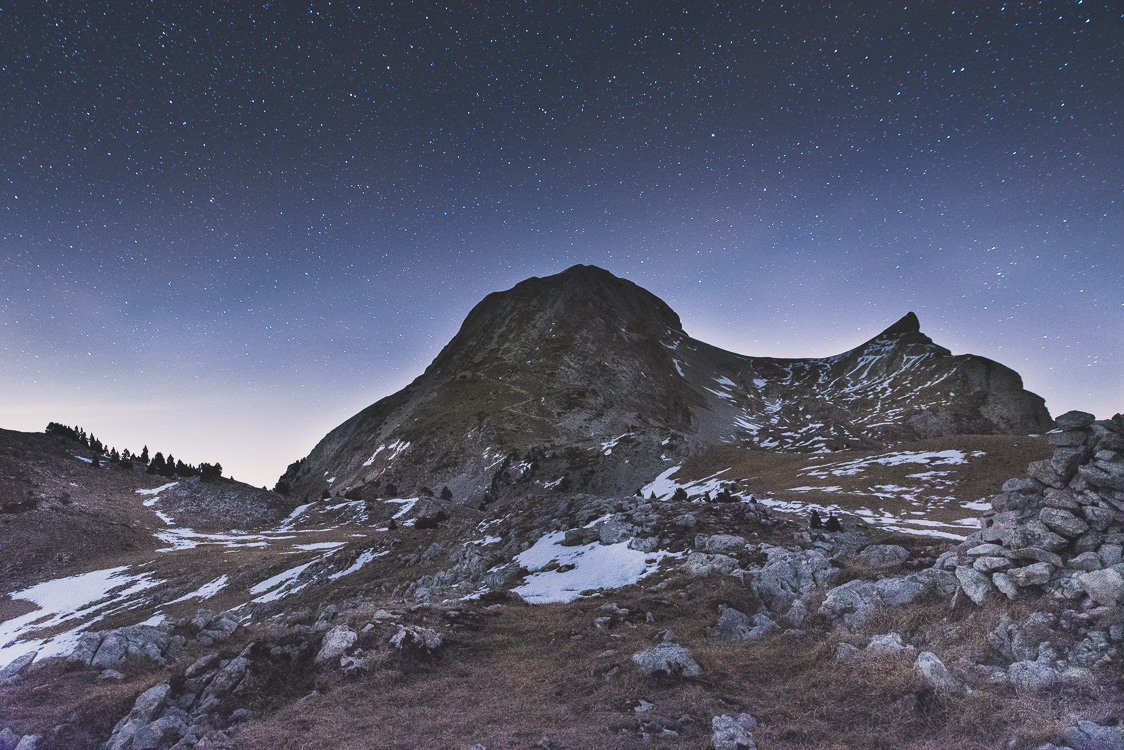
819;579;881;629
316;625;358;663
68;633;102;665
0;651;36;682
1064;720;1124;750
1003;477;1041;494
0;729;20;750
698;533;747;554
993;572;1019;599
1008;660;1058;692
835;643;860;662
1055;411;1096;430
874;575;925;605
683;552;739;577
1029;459;1066;488
981;510;1025;545
598;518;633;545
752;546;839;616
1009;547;1066;567
632;642;701;677
711;713;757;750
1040;507;1090;538
1024;521;1069;551
709;605;752;641
973;556;1011;573
956;565;994;604
197;656;250;713
1100;543;1123;567
91;633;128;669
867;633;913;655
132;682;172;723
390;625;443;652
99;669;126;680
915;651;962;693
1053;449;1089;480
966;543;1008;557
1048;429;1090;447
1077;568;1124;606
1044;488;1082;510
1083;505;1118;531
858;544;909;569
1067;552;1105;571
1008;562;1054;587
1078;464;1124;492
12;737;38;750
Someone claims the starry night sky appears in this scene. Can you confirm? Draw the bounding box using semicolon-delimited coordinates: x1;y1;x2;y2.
2;1;1121;487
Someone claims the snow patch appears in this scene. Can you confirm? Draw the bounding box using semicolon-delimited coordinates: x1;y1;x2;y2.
512;531;676;604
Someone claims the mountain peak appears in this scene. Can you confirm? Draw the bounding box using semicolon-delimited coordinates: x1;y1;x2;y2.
879;311;921;337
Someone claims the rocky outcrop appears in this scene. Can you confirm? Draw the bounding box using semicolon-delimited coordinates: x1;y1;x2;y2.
948;412;1124;606
68;611;239;669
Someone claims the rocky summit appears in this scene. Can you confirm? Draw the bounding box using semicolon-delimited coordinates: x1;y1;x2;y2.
279;264;1052;504
6;268;1123;750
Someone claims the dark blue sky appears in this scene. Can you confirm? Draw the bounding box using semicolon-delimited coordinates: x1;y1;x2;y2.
2;1;1121;487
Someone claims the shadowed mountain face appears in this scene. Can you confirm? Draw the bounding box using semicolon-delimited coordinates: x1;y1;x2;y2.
279;265;1052;503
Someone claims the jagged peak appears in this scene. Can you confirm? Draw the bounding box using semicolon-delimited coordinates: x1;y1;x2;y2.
878;312;921;337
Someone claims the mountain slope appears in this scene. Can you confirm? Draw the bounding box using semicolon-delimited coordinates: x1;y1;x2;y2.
279;265;1052;503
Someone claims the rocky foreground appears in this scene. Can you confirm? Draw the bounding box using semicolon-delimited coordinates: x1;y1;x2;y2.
2;411;1123;749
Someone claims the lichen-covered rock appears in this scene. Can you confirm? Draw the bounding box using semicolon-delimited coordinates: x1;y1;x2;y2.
711;713;757;750
632;637;700;678
753;546;838;618
1008;660;1059;692
858;544;909;569
1077;568;1124;606
1064;719;1124;750
0;652;36;684
956;565;994;604
1008;562;1054;588
390;625;443;653
915;651;962;693
316;625;358;663
682;552;739;577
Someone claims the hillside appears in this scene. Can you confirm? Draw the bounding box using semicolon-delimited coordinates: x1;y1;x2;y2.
278;265;1052;504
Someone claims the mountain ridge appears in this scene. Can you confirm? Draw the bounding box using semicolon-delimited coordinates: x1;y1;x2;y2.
278;265;1052;504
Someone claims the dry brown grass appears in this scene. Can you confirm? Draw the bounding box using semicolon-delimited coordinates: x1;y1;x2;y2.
234;580;1120;750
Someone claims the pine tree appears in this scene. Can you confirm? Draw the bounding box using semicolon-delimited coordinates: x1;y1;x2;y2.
140;445;150;463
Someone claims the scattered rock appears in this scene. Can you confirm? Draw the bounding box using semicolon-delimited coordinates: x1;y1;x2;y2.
867;633;914;656
711;713;757;750
632;635;701;678
390;625;443;654
316;625;358;663
1064;719;1124;750
1008;660;1059;692
915;651;962;693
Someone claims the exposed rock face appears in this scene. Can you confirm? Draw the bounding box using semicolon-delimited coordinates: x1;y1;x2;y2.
278;265;1052;503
